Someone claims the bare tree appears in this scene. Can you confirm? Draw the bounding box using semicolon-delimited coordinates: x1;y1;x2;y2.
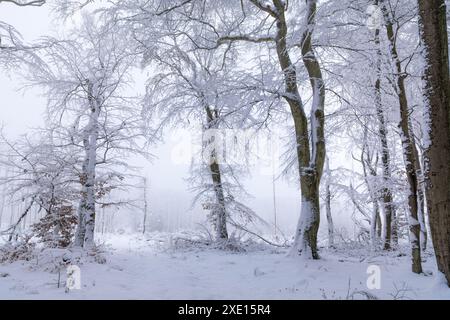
378;0;422;272
23;17;145;248
143;29;254;242
0;0;47;70
208;0;326;259
0;130;79;244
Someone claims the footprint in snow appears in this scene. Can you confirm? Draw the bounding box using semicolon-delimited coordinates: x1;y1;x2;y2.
26;290;39;295
254;267;266;277
109;265;124;272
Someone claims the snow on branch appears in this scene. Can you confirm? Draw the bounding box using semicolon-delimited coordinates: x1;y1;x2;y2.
0;0;45;6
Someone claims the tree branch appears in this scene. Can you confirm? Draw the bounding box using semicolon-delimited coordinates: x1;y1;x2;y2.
0;0;45;6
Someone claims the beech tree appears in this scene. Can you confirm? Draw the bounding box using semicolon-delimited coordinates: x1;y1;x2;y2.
417;0;450;286
378;0;423;272
142;26;258;242
23;17;145;248
207;0;327;259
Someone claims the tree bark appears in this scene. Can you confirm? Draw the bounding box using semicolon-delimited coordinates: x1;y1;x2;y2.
374;25;395;251
82;80;101;248
205;106;228;241
412;141;428;251
268;0;325;259
73;136;89;247
381;1;422;273
224;0;325;258
324;157;334;248
417;0;450;286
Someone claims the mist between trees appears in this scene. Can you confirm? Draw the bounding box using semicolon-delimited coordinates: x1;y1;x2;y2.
1;0;450;288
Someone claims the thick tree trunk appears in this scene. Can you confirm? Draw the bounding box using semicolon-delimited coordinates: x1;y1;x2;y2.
241;0;324;258
205;106;228;241
374;26;395;250
209;161;228;241
82;81;101;248
73;137;89;247
418;0;450;286
381;2;422;272
269;0;324;259
299;0;326;256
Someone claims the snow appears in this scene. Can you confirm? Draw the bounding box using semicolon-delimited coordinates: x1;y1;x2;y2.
289;199;314;258
1;233;449;300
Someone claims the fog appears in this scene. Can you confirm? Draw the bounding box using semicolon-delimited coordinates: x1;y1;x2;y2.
0;3;354;241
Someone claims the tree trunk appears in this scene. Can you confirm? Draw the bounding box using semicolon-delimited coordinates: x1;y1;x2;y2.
142;177;148;235
381;1;422;272
73;136;89;247
418;0;450;286
411;135;428;250
82;81;101;248
268;0;325;259
361;125;382;246
410;141;428;251
240;0;325;258
205;106;228;241
324;157;334;248
374;25;395;250
209;161;228;241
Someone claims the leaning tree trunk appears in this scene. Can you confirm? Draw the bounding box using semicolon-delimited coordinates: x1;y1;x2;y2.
374;25;395;250
418;0;450;286
205;106;228;241
381;2;422;272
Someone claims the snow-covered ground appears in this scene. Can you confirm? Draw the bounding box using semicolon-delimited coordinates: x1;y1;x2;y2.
0;233;449;300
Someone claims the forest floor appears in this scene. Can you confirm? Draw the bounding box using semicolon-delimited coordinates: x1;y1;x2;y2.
0;233;449;300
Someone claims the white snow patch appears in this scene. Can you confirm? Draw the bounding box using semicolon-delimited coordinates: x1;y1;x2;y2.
0;233;449;300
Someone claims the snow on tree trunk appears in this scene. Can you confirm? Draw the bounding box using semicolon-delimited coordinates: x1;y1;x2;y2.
361;126;382;246
73;136;89;247
411;134;428;251
205;106;228;241
210;161;228;241
381;1;422;272
374;25;395;251
266;0;324;259
324;157;334;248
142;177;148;235
81;80;101;248
416;179;428;251
418;0;450;286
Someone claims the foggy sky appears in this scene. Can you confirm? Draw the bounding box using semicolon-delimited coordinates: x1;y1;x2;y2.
0;3;354;238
